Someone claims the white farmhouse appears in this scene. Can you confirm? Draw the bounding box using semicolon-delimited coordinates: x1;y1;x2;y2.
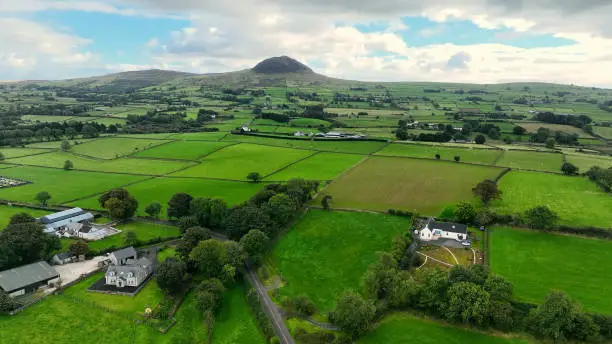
417;218;468;242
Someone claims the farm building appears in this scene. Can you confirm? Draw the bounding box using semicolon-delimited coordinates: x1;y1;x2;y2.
56;222;121;241
108;246;137;266
51;252;76;265
418;218;468;242
38;207;94;234
105;257;153;288
0;261;59;297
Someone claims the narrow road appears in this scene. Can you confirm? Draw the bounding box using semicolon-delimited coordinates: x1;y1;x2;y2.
245;262;295;344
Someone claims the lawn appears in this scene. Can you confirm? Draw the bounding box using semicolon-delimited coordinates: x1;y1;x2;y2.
170;143;313;180
359;313;530;344
271;210;410;313
86;221;181;252
494;171;612;228
157;247;176;262
0;205;50;230
376;143;501;165
0;166;147;204
317;156;503;215
0;148;51;159
133;140;235;160
490;227;612;314
495;150;564;172
6;151;195;175
266;152;364;181
71;177;263;218
565;153;612;172
71;137;171;159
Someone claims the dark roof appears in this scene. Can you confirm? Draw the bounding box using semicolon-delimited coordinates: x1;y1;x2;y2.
110;247;137;260
55;252;74;260
429;220;467;234
0;261;59;293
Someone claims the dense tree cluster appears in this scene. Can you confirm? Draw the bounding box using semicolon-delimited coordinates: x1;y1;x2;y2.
534;112;592;128
98;188;138;220
586;166;612;192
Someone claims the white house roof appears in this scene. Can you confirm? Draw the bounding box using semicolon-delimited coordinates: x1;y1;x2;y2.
110;247;137;261
424;217;467;234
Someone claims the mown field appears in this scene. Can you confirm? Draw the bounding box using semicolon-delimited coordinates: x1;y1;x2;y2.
318;157;503;215
0;166;147;204
359;313;531;344
495;150;564;172
494;171;612;228
72;177;263;217
71;137;171;159
489;227;612;314
222;134;388;154
376;143;501;165
271;210;410;313
133;140;235;160
266;152;363;181
170;143;313;180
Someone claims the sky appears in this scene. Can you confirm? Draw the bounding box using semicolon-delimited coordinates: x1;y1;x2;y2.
1;0;612;86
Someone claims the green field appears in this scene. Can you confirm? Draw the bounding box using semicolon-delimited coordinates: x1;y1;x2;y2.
6;151;195;175
376;143;501;165
593;126;612;139
318;156;503;215
565;153;612;171
133;141;234;160
157;247;176;262
72;177;263;217
494;171;612;228
0;166;147;204
86;221;181;252
27;138;100;149
266;152;363;181
271;210;410;312
21;115;76;123
490;227;612;314
0;205;50;230
170;143;313;180
359;313;530;344
222;134;388;154
71;137;171;159
211;285;268;344
166;132;228;141
0;148;51;159
495;150;564;172
288;118;331;127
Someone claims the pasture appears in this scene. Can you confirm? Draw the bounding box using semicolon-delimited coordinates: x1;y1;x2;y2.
359;313;530;344
0;148;51;159
166;131;228;141
593;126;612;139
170;143;313;180
0;166;146;204
495;150;563;172
489;227;612;314
211;285;268;344
317;157;503;214
266;152;363;181
72;177;263;217
86;221;181;252
517;122;593;137
289;118;331;127
71;137;171;159
376;143;501;165
133;140;234;160
271;209;410;313
222;134;388;154
565;153;612;171
494;171;612;228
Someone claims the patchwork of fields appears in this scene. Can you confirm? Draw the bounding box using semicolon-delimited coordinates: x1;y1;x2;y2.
495;150;564;172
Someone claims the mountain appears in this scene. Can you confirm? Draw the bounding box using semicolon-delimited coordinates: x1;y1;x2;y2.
49;69;197;90
252;56;313;74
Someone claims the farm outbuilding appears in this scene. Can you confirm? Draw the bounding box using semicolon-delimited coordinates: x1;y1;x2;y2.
39;207;94;234
0;261;60;297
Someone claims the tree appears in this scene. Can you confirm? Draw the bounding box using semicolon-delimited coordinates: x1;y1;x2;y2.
513;126;526;135
190;239;227;278
225;204;274;240
267;193;297;225
395;128;409;140
475;134;486;144
454;155;460;162
435;154;441;160
167;193;193;219
239;229;269;264
63;160;73;170
454;202;476;224
0;152;4;161
329;291;376;338
156;258;187;295
546;138;556;149
99;188;138;220
528;291;585;343
561;162;579;176
488;128;500;140
195;278;225;314
9;213;36;225
69;239;89;257
445;282;490;325
484;275;513;301
123;231;139;246
176;226;212;260
247;172;262;183
525;205;558;230
189;198;228;230
283;294;317;316
60;140;71;151
144;202;162;218
81;124;99;138
224;241;246;269
321;195;332;211
35;191;51;206
0;222;61;271
0;290;16;313
472;180;502;205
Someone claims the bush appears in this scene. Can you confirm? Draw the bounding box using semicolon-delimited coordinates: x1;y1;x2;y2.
245;288;275;339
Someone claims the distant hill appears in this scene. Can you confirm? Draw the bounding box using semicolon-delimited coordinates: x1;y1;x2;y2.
48;69;197;91
252;56;313;74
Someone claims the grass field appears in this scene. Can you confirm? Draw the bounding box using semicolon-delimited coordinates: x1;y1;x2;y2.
565;153;612;171
266;152;363;181
27;138;100;149
21;115;75;122
0;166;147;204
376;143;501;165
166;132;228;140
6;151;195;175
318;157;503;215
490;227;612;314
271;210;410;313
157;247;176;262
494;171;612;227
211;285;268;344
593;126;612;139
133;141;234;160
518;123;592;137
71;137;171;159
289;118;331;127
87;221;181;252
495;150;563;172
71;177;263;217
222;134;388;154
170;143;313;180
0;205;50;230
0;148;51;159
359;313;531;344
